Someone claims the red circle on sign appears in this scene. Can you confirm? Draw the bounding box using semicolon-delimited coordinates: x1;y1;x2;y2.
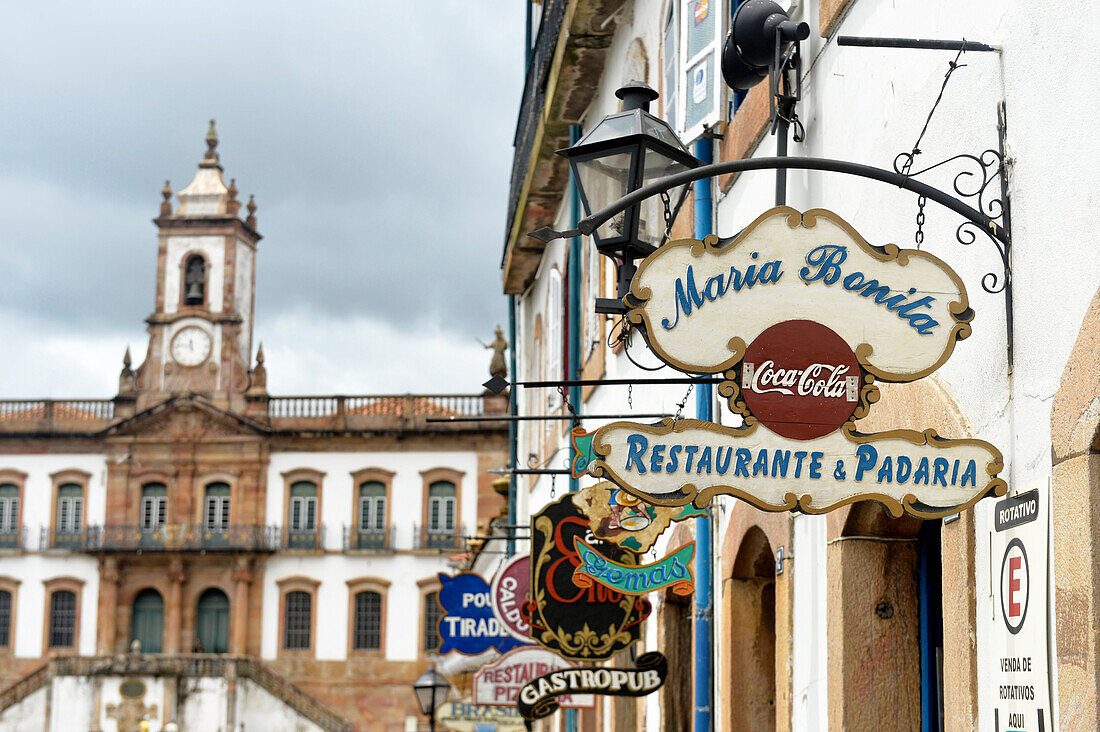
740;320;861;440
490;554;533;643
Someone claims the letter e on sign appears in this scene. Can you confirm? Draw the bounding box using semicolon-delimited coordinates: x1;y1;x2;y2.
999;537;1029;635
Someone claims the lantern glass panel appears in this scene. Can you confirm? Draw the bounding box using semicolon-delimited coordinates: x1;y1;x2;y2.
574;150;636;243
636;147;693;246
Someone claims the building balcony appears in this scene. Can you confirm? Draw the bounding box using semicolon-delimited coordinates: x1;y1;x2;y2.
341;525;395;552
0;528;27;551
82;525;278;552
412;524;466;552
39;527;90;551
277;525;327;551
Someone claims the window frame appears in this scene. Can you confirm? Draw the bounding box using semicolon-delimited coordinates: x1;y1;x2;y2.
139;483;168;533
417;577;443;657
0;470;27;544
0;576;20;653
50;470;90;548
346;577;390;656
419;468;464;549
203;481;232;533
350;468;394;550
276;576;319;658
282;469;325;550
663;0;727;143
42;576;84;656
546;268;564;410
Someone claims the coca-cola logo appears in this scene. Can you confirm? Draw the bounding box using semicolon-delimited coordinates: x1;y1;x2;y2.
740;320;861;440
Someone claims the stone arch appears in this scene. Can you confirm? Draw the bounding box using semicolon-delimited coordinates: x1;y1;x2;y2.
1051;283;1100;728
726;525;777;732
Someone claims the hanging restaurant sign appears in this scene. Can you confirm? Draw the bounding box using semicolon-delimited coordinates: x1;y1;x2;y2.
435;696;526;732
573;537;695;596
589;418;1007;519
437;572;523;656
517;651;668;721
472;646;596;708
573;481;706;553
627;206;972;382
521;494;651;661
490;554;534;644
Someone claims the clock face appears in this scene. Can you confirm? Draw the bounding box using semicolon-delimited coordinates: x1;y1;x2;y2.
171;326;212;367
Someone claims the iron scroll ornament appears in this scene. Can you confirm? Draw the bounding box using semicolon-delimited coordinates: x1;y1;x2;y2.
529;155;1010;296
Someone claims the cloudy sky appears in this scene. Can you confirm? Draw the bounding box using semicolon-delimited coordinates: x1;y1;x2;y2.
0;2;526;397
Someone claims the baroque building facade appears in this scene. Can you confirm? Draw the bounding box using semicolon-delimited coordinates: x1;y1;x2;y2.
0;127;508;732
501;0;1100;730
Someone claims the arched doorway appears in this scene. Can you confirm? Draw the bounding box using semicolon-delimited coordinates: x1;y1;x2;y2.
195;588;229;653
130;588;164;653
728;526;777;732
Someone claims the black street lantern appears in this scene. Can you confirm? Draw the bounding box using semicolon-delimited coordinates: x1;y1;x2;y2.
558;82;702;298
412;668;451;731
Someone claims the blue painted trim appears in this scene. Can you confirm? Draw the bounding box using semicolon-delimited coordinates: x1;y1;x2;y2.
568;124;583;496
918;520;944;731
693;137;714;732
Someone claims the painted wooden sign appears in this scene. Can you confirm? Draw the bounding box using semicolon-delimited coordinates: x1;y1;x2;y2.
627;207;972;382
521;494;651;661
573;481;706;553
590;418;1007;519
437;572;523;656
472;646;596;708
737;319;864;439
573;537;695;596
490;554;533;644
435;696;526;732
517;651;668;721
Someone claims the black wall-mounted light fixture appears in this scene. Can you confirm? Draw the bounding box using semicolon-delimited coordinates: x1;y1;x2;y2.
721;0;810;91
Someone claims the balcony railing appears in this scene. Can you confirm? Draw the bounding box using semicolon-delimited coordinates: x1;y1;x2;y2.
0;528;27;550
341;525;395;552
0;399;115;433
412;524;466;552
40;527;91;551
83;525;278;552
278;524;327;551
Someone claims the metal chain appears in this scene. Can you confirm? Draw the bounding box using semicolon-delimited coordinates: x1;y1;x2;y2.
660;190;674;243
627;383;633;410
673;383;694;424
557;385;577;417
550;474;556;499
915;195;926;249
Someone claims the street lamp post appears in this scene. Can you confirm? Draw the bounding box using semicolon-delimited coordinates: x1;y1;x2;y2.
412;668;451;731
556;81;701;308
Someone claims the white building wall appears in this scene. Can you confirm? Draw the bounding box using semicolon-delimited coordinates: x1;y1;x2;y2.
238;677;325;732
0;684;46;732
262;450;482;662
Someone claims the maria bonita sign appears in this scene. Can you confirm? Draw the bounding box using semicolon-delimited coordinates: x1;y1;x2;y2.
628;207;972;382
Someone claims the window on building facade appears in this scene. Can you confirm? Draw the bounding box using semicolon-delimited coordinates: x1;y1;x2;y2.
0;484;20;541
546;269;563;410
357;481;386;546
289;481;318;532
204;482;230;532
0;589;11;648
48;590;77;649
140;483;167;532
585;238;601;360
283;590;312;650
427;481;456;536
423;590;443;654
352;590;382;651
57;484;83;535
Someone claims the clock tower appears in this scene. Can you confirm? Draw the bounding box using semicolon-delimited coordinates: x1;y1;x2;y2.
133;121;262;412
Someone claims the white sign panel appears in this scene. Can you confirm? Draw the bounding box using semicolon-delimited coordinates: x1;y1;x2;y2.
590;418;1006;519
473;646;596;709
984;487;1052;732
627;207;972;382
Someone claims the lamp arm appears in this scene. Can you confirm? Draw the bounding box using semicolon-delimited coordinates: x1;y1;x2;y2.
535;155;1008;248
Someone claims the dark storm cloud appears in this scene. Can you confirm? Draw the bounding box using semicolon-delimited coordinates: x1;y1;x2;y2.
0;1;523;338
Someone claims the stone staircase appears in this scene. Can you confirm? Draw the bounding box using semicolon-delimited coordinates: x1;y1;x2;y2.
0;654;354;731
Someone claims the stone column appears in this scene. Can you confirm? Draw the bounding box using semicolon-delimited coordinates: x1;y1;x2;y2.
165;558;186;654
98;558;120;654
230;557;252;655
